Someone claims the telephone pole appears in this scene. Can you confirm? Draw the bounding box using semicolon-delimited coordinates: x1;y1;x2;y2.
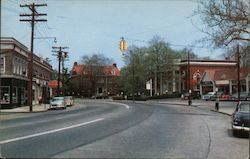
237;44;240;104
52;47;69;96
62;52;69;96
20;3;47;112
188;50;192;106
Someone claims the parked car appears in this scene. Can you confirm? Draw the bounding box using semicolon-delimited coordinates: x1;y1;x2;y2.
181;91;201;100
50;97;66;109
231;92;250;101
210;92;224;101
202;92;216;101
90;94;108;99
232;102;250;135
64;96;74;106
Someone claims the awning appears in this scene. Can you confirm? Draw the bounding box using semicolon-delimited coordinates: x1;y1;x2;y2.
215;80;229;85
48;80;62;88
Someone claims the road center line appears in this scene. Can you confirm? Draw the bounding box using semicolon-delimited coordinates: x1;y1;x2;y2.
0;118;104;144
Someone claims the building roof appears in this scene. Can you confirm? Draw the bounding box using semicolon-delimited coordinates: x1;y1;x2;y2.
72;62;120;76
202;66;250;82
213;69;237;81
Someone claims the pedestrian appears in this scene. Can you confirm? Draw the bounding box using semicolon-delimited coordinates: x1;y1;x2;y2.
38;96;42;105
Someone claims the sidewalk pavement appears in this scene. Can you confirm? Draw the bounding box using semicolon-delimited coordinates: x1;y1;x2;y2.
0;104;50;113
155;99;237;116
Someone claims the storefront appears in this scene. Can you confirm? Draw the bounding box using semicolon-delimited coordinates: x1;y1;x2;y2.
0;78;27;109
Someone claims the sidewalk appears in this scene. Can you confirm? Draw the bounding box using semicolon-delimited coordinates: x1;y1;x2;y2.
0;104;50;113
155;98;237;116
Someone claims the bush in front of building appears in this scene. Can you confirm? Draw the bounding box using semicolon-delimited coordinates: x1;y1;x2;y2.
146;92;182;100
112;96;124;100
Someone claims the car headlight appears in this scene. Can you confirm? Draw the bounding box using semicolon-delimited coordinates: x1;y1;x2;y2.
233;116;241;125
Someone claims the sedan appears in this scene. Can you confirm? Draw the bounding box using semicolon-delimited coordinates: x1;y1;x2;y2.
202;92;216;101
231;92;250;101
50;97;67;109
64;96;74;106
232;102;250;135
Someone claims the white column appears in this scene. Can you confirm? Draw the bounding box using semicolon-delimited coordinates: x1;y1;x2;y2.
160;73;163;94
200;84;203;96
246;75;249;93
150;79;153;96
229;80;233;95
172;70;176;92
213;81;216;92
154;72;157;95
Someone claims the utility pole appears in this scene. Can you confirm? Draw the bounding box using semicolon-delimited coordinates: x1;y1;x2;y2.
237;44;240;104
20;3;47;112
62;52;69;96
52;47;69;96
188;50;192;106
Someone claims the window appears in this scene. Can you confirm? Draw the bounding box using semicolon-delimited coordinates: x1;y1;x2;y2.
12;87;18;103
0;56;5;73
13;58;17;74
0;86;10;104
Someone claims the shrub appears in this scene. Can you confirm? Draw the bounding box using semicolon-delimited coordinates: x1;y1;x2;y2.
112;96;124;100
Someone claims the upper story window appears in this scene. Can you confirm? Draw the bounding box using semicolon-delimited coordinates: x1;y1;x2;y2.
0;56;5;73
12;57;27;76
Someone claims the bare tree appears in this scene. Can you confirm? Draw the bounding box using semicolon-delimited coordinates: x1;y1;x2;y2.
195;0;249;47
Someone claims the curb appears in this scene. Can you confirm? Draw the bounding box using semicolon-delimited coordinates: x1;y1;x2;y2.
0;109;49;113
210;109;232;116
158;102;198;107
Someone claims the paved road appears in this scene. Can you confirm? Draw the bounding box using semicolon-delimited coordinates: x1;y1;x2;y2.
1;100;249;158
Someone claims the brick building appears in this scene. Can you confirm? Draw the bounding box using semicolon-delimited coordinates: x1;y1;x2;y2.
0;37;53;109
179;59;250;96
68;62;120;97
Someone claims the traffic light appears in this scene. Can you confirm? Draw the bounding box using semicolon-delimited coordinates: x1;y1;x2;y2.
119;37;127;54
119;40;123;52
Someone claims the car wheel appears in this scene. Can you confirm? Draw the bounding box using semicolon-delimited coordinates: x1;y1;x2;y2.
232;129;239;136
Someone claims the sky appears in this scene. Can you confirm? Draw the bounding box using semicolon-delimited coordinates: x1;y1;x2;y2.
2;0;224;70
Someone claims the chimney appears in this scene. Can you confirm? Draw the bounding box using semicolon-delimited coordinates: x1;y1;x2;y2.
112;63;117;67
74;62;78;66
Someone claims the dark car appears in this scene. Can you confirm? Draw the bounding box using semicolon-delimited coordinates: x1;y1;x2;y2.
232;102;250;135
231;92;250;101
181;91;201;100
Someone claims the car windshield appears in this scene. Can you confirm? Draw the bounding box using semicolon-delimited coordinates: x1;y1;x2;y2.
64;96;72;99
52;97;64;101
208;92;214;95
239;103;250;112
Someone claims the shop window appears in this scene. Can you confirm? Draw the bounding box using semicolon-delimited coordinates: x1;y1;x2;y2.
0;86;10;104
12;87;18;103
21;87;26;105
0;56;5;73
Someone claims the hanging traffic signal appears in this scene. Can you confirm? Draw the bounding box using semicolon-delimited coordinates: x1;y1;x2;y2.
119;37;127;55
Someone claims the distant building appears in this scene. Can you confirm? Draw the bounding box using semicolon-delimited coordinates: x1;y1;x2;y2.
148;59;250;96
201;66;250;95
68;62;120;97
0;37;53;109
177;59;250;96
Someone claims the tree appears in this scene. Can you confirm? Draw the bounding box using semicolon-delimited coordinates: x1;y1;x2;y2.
119;36;198;96
80;54;113;95
195;0;249;47
120;46;148;96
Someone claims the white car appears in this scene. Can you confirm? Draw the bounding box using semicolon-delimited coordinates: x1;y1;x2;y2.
50;97;66;109
64;96;74;106
202;92;216;101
